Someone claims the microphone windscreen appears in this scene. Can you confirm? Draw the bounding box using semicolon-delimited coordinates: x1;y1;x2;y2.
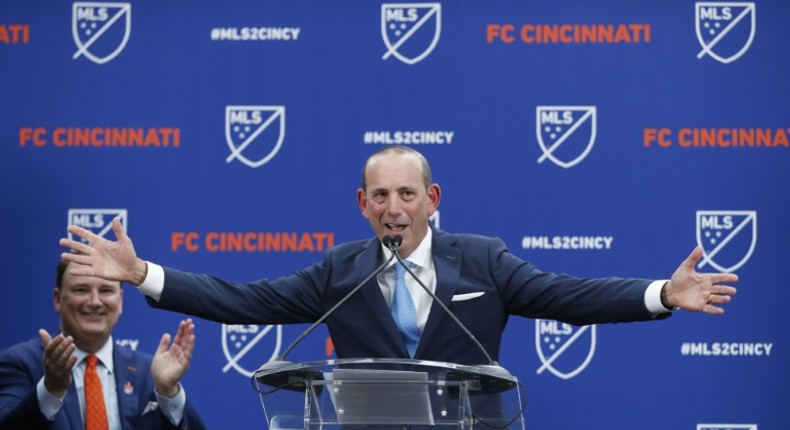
392;235;403;248
382;235;393;248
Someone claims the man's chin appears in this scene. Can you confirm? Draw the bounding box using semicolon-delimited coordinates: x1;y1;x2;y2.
75;323;111;336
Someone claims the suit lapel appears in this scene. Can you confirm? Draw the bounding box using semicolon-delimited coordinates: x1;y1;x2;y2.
415;229;462;358
113;347;141;430
62;382;84;430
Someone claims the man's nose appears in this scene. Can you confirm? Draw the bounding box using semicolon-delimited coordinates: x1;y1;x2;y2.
385;196;402;215
87;290;102;306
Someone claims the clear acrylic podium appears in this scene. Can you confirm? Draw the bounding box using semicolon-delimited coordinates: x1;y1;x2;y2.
252;358;525;430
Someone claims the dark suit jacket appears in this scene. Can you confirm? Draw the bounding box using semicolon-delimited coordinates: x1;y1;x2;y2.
0;338;206;430
151;229;667;364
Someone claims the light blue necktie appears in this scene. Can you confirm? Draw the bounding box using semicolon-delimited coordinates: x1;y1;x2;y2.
391;261;420;357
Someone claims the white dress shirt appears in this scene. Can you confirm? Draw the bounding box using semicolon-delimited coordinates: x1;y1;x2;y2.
377;228;437;332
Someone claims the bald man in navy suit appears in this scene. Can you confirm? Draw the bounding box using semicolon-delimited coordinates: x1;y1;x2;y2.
58;147;738;366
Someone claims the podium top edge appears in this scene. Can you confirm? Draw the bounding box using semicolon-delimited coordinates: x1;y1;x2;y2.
252;358;517;383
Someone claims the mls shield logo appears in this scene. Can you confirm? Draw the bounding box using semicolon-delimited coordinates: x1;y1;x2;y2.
222;324;282;378
696;210;757;273
695;2;756;64
72;2;132;64
381;3;441;65
536;106;597;169
535;319;596;380
225;105;285;169
67;209;127;243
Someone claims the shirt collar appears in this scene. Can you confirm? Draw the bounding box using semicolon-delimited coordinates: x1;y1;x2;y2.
74;336;115;373
380;227;433;270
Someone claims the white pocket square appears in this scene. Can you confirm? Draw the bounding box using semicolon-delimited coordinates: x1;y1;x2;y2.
142;401;159;415
451;292;484;302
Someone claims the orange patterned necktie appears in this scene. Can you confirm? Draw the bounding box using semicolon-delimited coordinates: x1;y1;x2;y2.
84;355;109;430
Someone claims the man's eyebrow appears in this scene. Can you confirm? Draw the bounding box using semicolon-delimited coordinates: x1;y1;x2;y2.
369;185;417;193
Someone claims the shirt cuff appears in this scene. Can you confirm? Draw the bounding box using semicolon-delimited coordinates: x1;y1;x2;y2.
137;261;165;301
36;377;64;420
644;280;674;314
155;383;187;426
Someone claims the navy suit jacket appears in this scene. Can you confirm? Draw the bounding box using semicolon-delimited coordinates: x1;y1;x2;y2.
0;338;206;430
151;229;667;364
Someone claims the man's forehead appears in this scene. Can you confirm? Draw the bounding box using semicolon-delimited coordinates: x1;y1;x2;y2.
366;174;422;191
366;155;422;177
62;271;121;290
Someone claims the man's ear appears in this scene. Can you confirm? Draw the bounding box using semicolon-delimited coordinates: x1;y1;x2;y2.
427;183;441;214
356;188;371;219
53;288;62;313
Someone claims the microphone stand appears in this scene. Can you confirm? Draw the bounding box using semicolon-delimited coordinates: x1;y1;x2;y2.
254;234;516;400
253;236;399;391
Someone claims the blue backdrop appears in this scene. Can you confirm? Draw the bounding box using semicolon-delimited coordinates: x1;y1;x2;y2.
1;1;787;429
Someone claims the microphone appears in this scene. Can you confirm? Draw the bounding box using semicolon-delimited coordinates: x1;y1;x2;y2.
382;234;398;249
254;235;398;392
387;234;402;250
